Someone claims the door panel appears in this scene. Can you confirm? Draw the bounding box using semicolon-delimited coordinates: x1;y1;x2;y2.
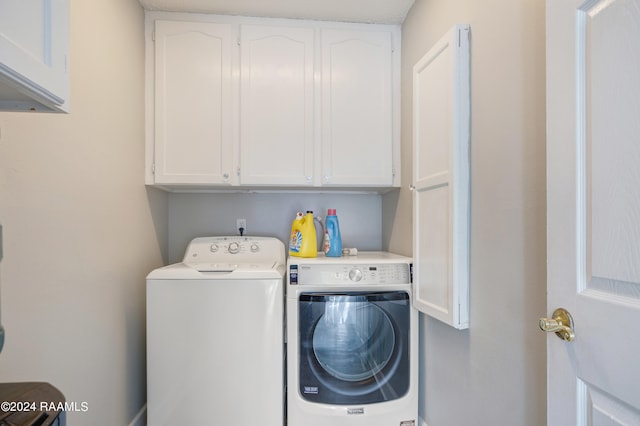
546;0;640;423
153;20;233;184
0;0;69;108
321;29;394;186
412;24;470;329
239;25;315;185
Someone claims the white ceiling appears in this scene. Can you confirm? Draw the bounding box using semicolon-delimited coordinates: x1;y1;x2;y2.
138;0;415;24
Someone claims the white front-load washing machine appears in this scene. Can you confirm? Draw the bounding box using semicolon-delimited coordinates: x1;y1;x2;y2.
146;236;285;426
287;252;418;426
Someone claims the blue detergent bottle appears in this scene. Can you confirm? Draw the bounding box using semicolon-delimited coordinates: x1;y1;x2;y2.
323;208;342;257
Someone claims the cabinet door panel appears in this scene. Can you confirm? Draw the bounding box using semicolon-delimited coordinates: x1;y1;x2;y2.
239;25;315;185
0;0;69;110
154;20;233;185
321;29;393;186
412;25;470;329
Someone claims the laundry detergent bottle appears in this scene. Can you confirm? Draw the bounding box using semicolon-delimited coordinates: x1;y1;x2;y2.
323;208;342;257
289;211;317;257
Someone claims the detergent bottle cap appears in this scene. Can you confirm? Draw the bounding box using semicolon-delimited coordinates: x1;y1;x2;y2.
327;208;337;216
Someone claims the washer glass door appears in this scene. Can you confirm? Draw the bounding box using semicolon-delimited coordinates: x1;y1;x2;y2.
298;291;410;405
313;296;395;382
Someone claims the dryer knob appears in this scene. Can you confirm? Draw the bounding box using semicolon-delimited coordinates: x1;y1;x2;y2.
210;244;219;253
348;268;363;282
250;243;259;252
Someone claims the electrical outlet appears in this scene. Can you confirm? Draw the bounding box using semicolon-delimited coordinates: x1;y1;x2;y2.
236;218;247;235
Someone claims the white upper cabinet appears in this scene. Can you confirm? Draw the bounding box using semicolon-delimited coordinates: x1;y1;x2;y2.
239;25;315;186
152;20;234;185
0;0;70;112
320;29;394;186
145;12;400;190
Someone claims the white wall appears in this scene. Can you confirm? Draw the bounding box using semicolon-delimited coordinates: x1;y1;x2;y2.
384;0;547;424
167;192;383;263
0;1;167;425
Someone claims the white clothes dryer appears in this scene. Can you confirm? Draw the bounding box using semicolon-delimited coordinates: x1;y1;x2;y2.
287;253;418;426
146;236;285;426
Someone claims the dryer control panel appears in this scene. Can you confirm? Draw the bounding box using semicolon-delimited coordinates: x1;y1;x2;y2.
290;263;411;286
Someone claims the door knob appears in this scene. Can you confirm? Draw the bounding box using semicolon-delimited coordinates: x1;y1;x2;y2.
539;308;575;342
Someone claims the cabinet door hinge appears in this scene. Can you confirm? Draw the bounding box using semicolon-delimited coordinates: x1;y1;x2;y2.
458;27;470;47
152;30;155;42
151;163;156;174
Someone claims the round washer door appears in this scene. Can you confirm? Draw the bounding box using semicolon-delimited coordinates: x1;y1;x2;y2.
313;299;396;381
298;291;411;405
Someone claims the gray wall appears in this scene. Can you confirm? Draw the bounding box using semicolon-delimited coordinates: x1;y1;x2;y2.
0;1;167;425
383;0;548;424
167;192;383;263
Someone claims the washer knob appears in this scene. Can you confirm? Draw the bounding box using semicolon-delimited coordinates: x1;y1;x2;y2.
348;268;363;282
250;243;260;252
228;242;240;254
210;244;219;253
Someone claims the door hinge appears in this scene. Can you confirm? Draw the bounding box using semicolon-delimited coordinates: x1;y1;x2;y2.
458;27;470;47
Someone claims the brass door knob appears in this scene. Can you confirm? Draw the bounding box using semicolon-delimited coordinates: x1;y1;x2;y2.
539;308;575;342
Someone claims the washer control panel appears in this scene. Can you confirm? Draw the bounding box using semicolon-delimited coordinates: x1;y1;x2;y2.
182;236;284;265
289;263;412;286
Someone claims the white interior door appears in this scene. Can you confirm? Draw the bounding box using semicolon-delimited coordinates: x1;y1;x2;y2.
545;0;640;424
